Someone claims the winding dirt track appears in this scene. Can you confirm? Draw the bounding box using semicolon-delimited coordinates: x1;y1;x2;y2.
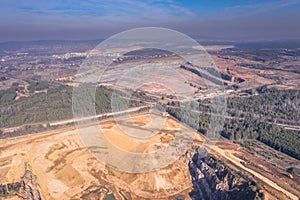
201;142;299;200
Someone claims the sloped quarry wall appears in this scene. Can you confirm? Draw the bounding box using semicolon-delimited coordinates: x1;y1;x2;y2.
187;147;262;200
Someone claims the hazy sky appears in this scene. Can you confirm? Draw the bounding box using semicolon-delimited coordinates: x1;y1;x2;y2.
1;0;300;42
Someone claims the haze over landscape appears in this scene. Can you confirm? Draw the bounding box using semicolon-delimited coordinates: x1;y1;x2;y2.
1;0;300;41
0;1;300;200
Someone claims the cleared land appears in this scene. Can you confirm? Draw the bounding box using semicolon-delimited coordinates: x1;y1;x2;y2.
0;112;299;199
0;113;194;200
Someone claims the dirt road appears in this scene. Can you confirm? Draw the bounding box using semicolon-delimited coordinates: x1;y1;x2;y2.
203;143;299;200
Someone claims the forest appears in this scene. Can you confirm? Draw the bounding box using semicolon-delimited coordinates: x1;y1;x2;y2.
0;84;142;129
167;86;300;160
226;85;299;124
1;83;299;160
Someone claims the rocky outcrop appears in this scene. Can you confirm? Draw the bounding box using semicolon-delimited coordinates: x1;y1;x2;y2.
187;147;261;200
0;164;43;200
0;182;21;198
17;165;44;200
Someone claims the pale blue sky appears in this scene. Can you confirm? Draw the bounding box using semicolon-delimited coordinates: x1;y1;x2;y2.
1;0;300;41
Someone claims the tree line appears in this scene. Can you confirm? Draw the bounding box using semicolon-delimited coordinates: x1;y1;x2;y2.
0;84;143;129
166;86;300;160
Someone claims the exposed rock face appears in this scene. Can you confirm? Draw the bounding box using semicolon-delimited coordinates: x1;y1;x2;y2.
187;148;258;200
18;167;44;200
0;182;21;198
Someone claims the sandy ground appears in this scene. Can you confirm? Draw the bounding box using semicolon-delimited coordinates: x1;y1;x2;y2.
100;113;178;153
0;113;193;200
1;112;299;199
